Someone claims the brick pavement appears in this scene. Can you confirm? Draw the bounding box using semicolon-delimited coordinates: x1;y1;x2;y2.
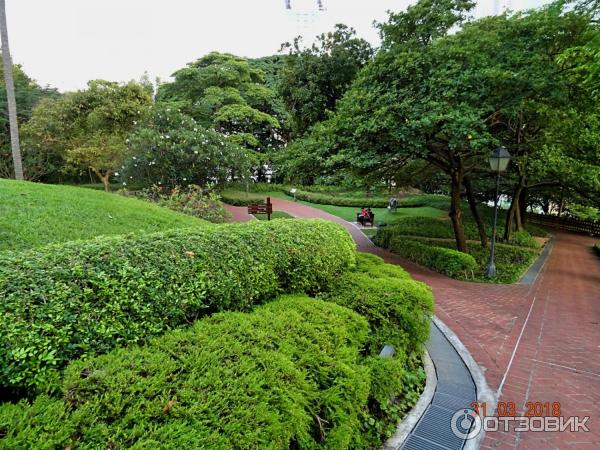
225;197;600;449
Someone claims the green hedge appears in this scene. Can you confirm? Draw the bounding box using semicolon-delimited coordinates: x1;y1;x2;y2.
0;220;355;394
595;243;600;255
376;216;540;249
0;297;371;449
385;237;478;278
0;254;433;449
219;189;269;206
284;188;390;208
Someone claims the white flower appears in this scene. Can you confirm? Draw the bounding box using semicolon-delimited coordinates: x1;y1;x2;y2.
183;178;187;181
194;150;199;154
115;172;120;176
132;156;137;160
122;182;127;186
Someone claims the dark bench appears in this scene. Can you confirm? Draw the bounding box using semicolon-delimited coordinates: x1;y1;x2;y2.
356;212;375;227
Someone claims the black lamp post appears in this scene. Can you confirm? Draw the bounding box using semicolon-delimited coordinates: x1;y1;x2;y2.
485;146;511;278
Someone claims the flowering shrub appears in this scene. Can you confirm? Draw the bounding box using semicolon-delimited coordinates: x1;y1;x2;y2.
133;184;231;223
118;104;257;189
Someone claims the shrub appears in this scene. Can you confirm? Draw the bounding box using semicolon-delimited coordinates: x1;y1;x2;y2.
0;297;372;449
319;253;433;442
595;243;600;255
398;194;450;210
284;188;389;208
220;189;269;206
320;253;433;357
376;216;540;248
0;220;355;394
410;238;538;284
127;185;231;223
386;237;478;279
511;230;540;249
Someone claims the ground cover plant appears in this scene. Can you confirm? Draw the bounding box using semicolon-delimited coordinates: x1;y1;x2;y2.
0;220;355;395
0;254;434;449
125;185;231;223
0;179;204;253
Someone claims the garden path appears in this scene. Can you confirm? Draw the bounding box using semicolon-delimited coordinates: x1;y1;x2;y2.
225;199;600;449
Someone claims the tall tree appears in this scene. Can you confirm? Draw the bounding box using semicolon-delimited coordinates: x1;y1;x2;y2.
157;52;283;155
279;24;373;137
0;0;23;180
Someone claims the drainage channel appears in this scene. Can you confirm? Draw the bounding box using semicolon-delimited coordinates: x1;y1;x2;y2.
400;322;477;450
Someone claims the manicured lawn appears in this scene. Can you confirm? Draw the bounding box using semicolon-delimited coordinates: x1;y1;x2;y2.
295;202;447;223
0;179;205;253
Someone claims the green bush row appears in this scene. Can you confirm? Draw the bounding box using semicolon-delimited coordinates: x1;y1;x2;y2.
595;243;600;255
376;216;540;249
0;220;355;394
383;237;478;278
219;189;270;206
284;188;390;207
0;254;433;449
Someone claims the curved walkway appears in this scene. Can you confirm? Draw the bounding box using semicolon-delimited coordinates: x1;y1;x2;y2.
225;199;600;449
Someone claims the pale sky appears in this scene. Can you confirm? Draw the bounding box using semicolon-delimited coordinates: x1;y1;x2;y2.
6;0;548;92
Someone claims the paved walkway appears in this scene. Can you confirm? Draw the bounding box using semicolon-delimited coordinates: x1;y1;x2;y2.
224;199;600;449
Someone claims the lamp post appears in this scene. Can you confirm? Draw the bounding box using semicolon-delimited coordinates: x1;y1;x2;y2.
485;146;511;278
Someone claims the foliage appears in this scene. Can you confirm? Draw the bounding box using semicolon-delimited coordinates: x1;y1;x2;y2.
0;220;355;394
283;187;389;207
0;65;59;180
0;297;371;449
219;189;277;206
157;52;283;154
279;24;373;137
384;237;478;279
376;216;540;248
118;104;255;189
22;80;152;190
0;253;433;449
0;179;202;253
254;211;294;221
129;185;231;223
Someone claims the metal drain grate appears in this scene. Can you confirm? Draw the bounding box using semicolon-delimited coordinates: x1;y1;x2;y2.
400;323;477;450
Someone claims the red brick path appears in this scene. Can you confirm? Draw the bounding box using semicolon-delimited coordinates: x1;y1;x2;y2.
225;198;600;449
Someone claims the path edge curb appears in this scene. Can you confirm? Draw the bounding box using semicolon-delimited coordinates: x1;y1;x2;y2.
433;316;498;450
383;349;437;449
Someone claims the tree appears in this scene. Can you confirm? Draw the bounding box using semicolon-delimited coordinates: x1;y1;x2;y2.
279;24;373;137
0;0;23;179
314;0;485;252
24;80;152;191
157;52;283;157
120;104;255;188
0;65;58;180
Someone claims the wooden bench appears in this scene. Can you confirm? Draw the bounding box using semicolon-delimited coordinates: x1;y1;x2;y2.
356;212;375;227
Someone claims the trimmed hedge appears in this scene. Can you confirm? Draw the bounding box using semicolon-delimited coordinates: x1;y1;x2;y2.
284;188;389;208
0;220;355;394
219;189;269;206
387;237;478;279
0;297;371;449
376;216;540;249
0;254;433;449
595;243;600;255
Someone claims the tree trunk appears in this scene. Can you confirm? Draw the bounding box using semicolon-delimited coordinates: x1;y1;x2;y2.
515;195;524;231
91;167;111;192
0;0;23;180
504;178;525;241
449;170;467;253
519;187;528;226
464;176;488;247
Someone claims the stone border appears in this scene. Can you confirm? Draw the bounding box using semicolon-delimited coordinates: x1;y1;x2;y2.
517;236;554;285
383;350;437;449
433;317;497;450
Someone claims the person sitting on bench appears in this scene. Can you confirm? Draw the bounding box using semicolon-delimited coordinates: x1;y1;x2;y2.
358;207;368;225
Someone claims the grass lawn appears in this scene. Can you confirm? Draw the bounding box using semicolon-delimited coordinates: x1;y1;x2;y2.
0;179;205;253
253;211;294;220
295;202;447;223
